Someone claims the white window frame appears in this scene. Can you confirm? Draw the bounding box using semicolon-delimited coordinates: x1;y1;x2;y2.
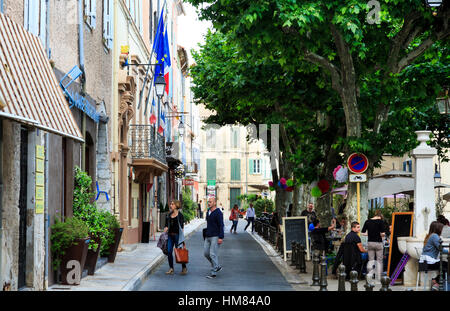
253;159;261;174
84;0;96;30
103;0;113;50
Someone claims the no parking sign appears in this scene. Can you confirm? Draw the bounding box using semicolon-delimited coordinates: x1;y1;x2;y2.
347;153;369;174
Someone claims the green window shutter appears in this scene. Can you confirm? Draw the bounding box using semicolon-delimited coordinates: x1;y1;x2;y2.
207;159;216;181
231;159;240;181
249;159;254;174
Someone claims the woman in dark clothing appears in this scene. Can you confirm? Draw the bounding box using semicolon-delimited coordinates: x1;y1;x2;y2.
270;212;281;232
164;200;187;275
361;209;386;282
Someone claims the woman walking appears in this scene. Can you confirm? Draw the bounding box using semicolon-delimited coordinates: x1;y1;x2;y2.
229;204;243;234
361;209;386;282
164;200;187;275
420;221;448;290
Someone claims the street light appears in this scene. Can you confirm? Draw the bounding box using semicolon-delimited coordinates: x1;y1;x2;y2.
425;0;442;7
436;89;449;115
434;164;442;183
154;74;166;98
178;120;185;137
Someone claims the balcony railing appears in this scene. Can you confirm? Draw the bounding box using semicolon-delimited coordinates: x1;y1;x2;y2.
185;162;198;174
129;124;167;165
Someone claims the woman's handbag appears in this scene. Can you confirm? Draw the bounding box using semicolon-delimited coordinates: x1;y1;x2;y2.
157;232;169;255
174;242;189;264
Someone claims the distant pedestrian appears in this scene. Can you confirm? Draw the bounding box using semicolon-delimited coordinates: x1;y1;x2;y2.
198;200;203;218
244;203;256;233
287;203;293;217
270;211;281;232
229;204;243;234
219;202;224;211
164;200;187;275
301;203;317;225
204;197;224;279
361;209;386;282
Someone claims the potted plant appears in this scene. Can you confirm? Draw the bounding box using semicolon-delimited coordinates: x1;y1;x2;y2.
100;212;123;263
50;217;90;285
73;167;110;275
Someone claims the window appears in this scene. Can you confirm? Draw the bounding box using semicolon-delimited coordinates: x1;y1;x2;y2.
84;0;96;29
250;159;261;174
206;128;216;149
231;159;241;181
126;0;142;33
0;0;3;13
231;127;239;148
103;0;113;50
24;0;47;47
206;159;216;181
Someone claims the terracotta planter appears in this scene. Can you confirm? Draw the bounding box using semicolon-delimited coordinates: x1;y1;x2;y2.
60;238;89;285
84;236;102;275
107;228;123;263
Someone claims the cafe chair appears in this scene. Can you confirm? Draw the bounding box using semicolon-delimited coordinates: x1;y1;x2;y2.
415;247;439;291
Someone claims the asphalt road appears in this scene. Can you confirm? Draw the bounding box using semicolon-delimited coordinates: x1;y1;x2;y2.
139;220;294;291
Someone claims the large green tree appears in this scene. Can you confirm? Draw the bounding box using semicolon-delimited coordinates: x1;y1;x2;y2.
188;0;450;229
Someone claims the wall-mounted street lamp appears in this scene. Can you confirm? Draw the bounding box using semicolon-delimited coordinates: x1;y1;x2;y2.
425;0;442;7
154;74;166;98
425;0;443;15
436;89;449;115
178;120;185;137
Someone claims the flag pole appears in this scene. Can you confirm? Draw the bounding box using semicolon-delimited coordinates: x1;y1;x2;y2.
138;0;167;111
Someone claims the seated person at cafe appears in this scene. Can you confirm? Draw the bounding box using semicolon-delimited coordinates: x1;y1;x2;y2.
342;221;367;278
310;218;336;253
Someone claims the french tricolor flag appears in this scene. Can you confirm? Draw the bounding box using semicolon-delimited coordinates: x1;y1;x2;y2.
158;110;166;134
163;27;171;96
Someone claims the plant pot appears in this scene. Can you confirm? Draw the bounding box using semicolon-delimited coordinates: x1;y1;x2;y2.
107;228;123;263
84;235;102;275
60;238;89;285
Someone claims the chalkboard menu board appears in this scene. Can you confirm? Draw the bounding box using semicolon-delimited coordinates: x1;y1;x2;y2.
387;212;414;283
282;216;310;261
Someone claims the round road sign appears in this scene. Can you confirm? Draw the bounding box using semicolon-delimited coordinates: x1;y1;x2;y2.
347;153;369;174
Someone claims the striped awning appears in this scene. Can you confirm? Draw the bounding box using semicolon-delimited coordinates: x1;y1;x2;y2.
0;13;83;142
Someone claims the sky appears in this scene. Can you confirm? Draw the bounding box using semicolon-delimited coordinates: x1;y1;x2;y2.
177;3;212;65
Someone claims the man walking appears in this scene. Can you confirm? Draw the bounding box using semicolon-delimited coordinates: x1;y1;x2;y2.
204;197;224;279
244;203;256;233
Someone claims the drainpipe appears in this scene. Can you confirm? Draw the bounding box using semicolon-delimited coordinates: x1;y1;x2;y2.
78;0;86;170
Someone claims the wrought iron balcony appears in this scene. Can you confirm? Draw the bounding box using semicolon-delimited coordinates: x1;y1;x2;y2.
129;124;167;165
185;162;198;174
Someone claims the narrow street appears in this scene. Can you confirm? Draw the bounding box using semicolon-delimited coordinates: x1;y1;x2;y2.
139;221;294;291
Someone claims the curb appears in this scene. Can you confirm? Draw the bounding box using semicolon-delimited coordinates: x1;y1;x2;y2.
121;219;205;291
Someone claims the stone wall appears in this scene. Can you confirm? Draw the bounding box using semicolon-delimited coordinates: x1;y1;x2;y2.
1;120;20;291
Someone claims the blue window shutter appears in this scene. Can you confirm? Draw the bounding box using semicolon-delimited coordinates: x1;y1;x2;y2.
91;0;97;29
403;161;406;172
408;160;412;172
39;0;47;48
207;159;216;181
103;0;113;49
249;159;254;175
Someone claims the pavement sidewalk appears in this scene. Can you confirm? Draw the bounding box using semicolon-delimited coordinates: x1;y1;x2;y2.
48;218;205;291
248;229;413;291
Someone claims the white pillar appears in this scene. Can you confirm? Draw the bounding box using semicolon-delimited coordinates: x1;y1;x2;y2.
412;130;437;239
